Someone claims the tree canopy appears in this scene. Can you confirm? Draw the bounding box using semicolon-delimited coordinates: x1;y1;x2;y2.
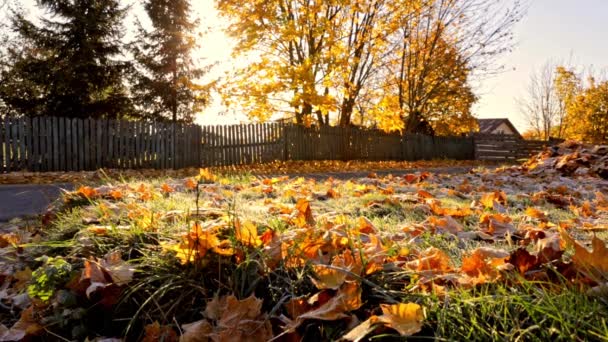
131;0;209;123
0;0;133;119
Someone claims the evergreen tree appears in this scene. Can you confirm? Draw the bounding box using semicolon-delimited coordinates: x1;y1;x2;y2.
131;0;208;123
0;0;133;118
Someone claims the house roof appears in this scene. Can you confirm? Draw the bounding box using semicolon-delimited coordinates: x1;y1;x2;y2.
477;118;522;138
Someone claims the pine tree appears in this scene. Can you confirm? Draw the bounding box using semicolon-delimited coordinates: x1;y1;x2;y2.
0;0;132;118
131;0;208;123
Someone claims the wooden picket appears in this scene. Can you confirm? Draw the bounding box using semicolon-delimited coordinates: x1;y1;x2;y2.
0;116;556;173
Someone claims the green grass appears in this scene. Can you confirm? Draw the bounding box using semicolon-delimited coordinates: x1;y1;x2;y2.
4;169;608;341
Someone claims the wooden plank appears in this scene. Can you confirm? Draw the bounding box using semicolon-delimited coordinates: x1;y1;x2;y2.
0;119;6;173
42;117;50;172
150;121;156;169
209;125;215;167
83;118;90;171
7;118;14;171
217;125;224;166
160;121;165;169
136;121;141;168
211;125;221;166
256;122;266;163
125;120;131;169
237;124;247;165
95;119;101;169
248;123;254;164
0;118;6;173
24;117;32;171
17;118;25;170
260;123;272;163
229;124;235;165
57;117;65;171
109;120;116;169
32;117;40;172
76;118;83;171
201;125;207;167
158;121;163;169
73;118;80;171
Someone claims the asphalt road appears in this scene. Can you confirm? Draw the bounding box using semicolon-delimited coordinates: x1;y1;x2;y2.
0;184;72;222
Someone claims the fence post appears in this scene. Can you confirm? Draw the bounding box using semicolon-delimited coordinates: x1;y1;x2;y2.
282;123;288;161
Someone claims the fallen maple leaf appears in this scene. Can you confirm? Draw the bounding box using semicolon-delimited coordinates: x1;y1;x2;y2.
189;294;273;342
180;319;213;342
77;186;98;199
479;191;507;209
560;230;608;281
198;168;217;183
343;303;424;341
326;188;341;199
142;321;178;342
235;220;262;247
0;306;43;341
185;178;198;190
405;247;453;274
161;183;175;194
283;282;362;332
356;216;377;234
293;198;315;227
311;264;349;290
80;251;135;298
109;189;123;200
425;216;463;235
461;247;513;283
377;303;424;336
479;213;515;236
525;207;548;221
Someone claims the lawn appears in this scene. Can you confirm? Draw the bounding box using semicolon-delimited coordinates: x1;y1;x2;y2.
1;157;608;341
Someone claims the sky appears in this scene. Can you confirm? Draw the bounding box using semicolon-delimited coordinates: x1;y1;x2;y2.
5;0;608;132
471;0;608;132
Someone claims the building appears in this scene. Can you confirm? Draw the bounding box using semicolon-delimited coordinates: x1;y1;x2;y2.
476;118;522;139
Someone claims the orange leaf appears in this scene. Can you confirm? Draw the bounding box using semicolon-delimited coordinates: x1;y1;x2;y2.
0;306;43;340
461;247;512;283
326;188;341;199
342;303;424;340
406;247;453;274
417;189;434;199
142;321;178;342
198;168;217;183
161;183;175;194
294;198;315;227
403;174;418;184
201;294;273;341
479;191;507;209
426;216;463;235
479;213;515;236
560;230;608;281
525;207;547;221
284;282;362;332
109;189;123;200
235;220;262;247
378;303;424;336
77;186;98;199
356;216;377;234
311;264;348;290
180;319;213;342
185;178;198;190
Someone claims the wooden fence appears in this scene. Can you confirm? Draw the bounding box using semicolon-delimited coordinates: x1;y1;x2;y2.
1;116;548;173
473;134;550;161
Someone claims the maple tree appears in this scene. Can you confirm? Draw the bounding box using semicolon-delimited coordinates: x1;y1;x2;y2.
520;62;608;143
217;0;522;132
